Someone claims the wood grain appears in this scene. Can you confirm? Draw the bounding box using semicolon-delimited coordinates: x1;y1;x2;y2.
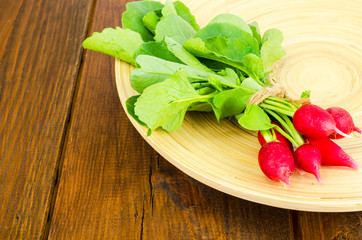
47;0;148;239
48;0;294;239
142;156;293;239
296;212;362;240
0;0;94;238
0;0;24;59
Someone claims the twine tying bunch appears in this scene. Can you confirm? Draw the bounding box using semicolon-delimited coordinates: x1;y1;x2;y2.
248;75;311;105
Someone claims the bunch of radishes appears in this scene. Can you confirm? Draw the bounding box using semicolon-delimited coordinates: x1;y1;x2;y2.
257;102;361;184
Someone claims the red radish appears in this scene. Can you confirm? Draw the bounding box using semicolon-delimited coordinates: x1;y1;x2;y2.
257;123;293;152
306;137;359;169
293;104;350;138
326;107;362;139
294;144;322;183
258;141;295;184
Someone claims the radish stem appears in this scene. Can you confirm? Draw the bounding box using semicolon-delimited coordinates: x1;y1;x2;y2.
273;125;299;147
267;96;298;112
263;99;294;112
264;109;304;147
280;114;305;145
260;129;276;143
259;103;294;117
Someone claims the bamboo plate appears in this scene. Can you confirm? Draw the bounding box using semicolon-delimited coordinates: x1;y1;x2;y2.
115;0;362;212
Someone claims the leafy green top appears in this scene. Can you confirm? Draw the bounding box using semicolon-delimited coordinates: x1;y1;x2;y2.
82;0;288;134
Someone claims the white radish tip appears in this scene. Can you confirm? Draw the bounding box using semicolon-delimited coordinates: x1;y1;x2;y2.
351;163;360;170
346;158;359;169
334;127;352;138
280;178;290;185
314;173;321;184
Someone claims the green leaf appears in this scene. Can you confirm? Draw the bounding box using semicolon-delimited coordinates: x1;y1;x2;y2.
130;69;165;93
122;1;164;41
242;53;264;82
135;55;191;74
240;77;263;91
82;27;143;65
196;87;215;95
183;37;211;57
135;41;182;63
208;14;252;35
134;70;212;131
161;110;188;131
164;37;211;72
130;55;207;93
161;0;177;16
188;102;214;112
213;88;255;120
238;104;273;130
192;82;212;90
217;68;240;86
184;21;261;77
195;23;242;40
208;75;223;92
261;29;286;70
155;14;196;44
248;21;262;48
173;1;200;31
130;55;236;93
301;90;311;98
206;37;258;62
184;37;259;77
262;28;283;44
195;23;258;51
125;95;147;127
142;9;162;34
261;41;286;70
197;58;232;71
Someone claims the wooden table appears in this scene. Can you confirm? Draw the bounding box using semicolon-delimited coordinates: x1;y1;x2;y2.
1;0;361;239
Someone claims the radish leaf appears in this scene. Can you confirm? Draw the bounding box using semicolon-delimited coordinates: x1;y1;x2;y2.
209;14;252;35
249;21;262;48
213;88;255;120
240;78;264;91
174;1;200;31
155;14;196;44
134;70;213;131
301;90;311;98
164;37;211;72
122;1;164;42
142;9;162;34
130;55;238;93
126;95;147;127
82;27;144;65
242;53;264;83
135;41;182;63
162;0;178;16
238;104;273;130
261;29;286;70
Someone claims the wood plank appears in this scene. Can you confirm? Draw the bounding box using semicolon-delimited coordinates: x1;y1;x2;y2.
47;0;147;239
296;212;361;239
0;0;24;59
0;0;94;238
142;157;294;239
48;0;294;239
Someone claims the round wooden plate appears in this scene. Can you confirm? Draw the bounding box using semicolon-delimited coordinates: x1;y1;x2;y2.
115;0;362;212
